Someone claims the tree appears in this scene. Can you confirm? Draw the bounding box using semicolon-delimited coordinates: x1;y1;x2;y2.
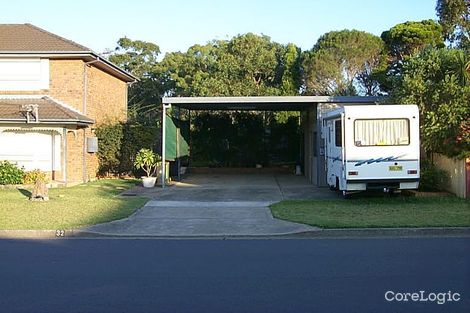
379;20;445;93
302;30;385;96
158;33;302;97
391;48;470;158
381;20;444;60
108;38;164;124
436;0;470;49
280;43;302;95
157;34;303;166
109;37;160;78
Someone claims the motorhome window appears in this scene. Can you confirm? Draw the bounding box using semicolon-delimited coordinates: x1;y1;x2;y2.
354;119;410;146
335;120;342;147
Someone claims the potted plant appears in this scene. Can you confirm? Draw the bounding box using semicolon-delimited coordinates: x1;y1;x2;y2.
134;148;161;188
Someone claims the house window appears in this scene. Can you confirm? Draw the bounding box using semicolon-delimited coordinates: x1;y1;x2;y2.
0;59;49;90
335;120;342;147
354;119;410;146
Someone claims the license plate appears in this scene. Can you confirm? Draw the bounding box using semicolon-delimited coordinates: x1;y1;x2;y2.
389;165;403;171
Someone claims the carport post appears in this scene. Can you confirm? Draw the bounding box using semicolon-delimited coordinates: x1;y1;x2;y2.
161;102;171;188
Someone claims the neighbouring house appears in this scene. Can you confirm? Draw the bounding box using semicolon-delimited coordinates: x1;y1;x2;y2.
0;24;136;185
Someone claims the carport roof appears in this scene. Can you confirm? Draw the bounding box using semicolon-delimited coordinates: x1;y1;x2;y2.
162;96;383;110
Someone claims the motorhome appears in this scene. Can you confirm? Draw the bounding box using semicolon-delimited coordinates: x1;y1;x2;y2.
322;105;420;196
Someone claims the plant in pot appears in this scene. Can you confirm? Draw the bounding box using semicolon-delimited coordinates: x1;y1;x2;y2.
134;148;161;188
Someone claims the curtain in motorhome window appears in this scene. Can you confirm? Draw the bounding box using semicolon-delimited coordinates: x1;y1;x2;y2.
354;119;409;146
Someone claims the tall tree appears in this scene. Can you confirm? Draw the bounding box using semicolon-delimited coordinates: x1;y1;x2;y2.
157;34;303;166
109;37;160;78
391;48;470;158
108;38;163;123
158;33;302;97
302;30;385;96
279;43;302;95
379;20;445;93
381;20;444;60
436;0;470;49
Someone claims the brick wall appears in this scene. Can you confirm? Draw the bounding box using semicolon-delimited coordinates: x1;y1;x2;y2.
84;63;128;181
64;128;101;184
66;130;83;183
59;60;128;183
86;65;127;124
1;58;129;184
49;59;85;112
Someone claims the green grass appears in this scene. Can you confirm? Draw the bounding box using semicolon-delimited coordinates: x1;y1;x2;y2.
0;179;148;230
270;196;470;228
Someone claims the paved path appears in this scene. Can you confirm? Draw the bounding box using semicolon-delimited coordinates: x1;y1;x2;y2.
83;174;332;236
84;200;317;236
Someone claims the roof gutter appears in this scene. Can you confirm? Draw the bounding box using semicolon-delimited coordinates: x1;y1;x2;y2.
0;119;94;125
88;52;138;82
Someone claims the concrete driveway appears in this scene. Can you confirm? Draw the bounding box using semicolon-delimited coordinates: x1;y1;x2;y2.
83;173;337;236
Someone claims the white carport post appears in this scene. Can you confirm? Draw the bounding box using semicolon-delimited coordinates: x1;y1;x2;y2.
161;102;171;188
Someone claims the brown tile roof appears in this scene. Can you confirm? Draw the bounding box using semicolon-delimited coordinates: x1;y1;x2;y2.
0;24;91;52
0;96;94;125
0;23;137;82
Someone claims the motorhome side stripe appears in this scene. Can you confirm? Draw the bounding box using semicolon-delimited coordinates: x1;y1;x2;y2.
350;156;418;167
347;159;418;163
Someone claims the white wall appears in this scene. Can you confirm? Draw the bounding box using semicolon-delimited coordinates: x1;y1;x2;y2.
0;58;49;90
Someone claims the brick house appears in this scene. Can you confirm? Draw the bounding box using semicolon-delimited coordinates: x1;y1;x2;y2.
0;24;136;184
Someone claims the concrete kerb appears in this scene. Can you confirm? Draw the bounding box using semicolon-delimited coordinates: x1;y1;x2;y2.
1;227;470;240
145;201;276;207
0;229;82;239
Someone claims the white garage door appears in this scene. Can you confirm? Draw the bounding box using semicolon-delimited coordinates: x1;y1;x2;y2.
0;131;61;171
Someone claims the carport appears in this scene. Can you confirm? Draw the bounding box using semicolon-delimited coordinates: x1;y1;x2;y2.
161;96;381;187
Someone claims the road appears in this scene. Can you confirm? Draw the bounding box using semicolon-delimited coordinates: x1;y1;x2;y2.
0;237;469;313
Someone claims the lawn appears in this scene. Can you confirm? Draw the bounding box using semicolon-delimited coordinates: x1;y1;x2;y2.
270;196;470;228
0;179;148;230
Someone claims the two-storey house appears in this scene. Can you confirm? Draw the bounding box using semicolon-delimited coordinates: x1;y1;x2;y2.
0;24;136;184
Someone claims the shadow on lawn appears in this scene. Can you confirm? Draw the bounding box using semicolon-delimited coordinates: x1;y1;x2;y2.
17;188;32;198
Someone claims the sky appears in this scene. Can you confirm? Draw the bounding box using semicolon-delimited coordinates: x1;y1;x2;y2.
2;0;438;57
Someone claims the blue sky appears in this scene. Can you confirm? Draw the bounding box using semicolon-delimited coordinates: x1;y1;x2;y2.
2;0;437;56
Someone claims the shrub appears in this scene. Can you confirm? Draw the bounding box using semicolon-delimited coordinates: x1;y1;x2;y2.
95;122;159;176
95;122;124;176
120;123;159;175
419;161;449;191
134;148;161;177
0;161;25;185
24;169;48;184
